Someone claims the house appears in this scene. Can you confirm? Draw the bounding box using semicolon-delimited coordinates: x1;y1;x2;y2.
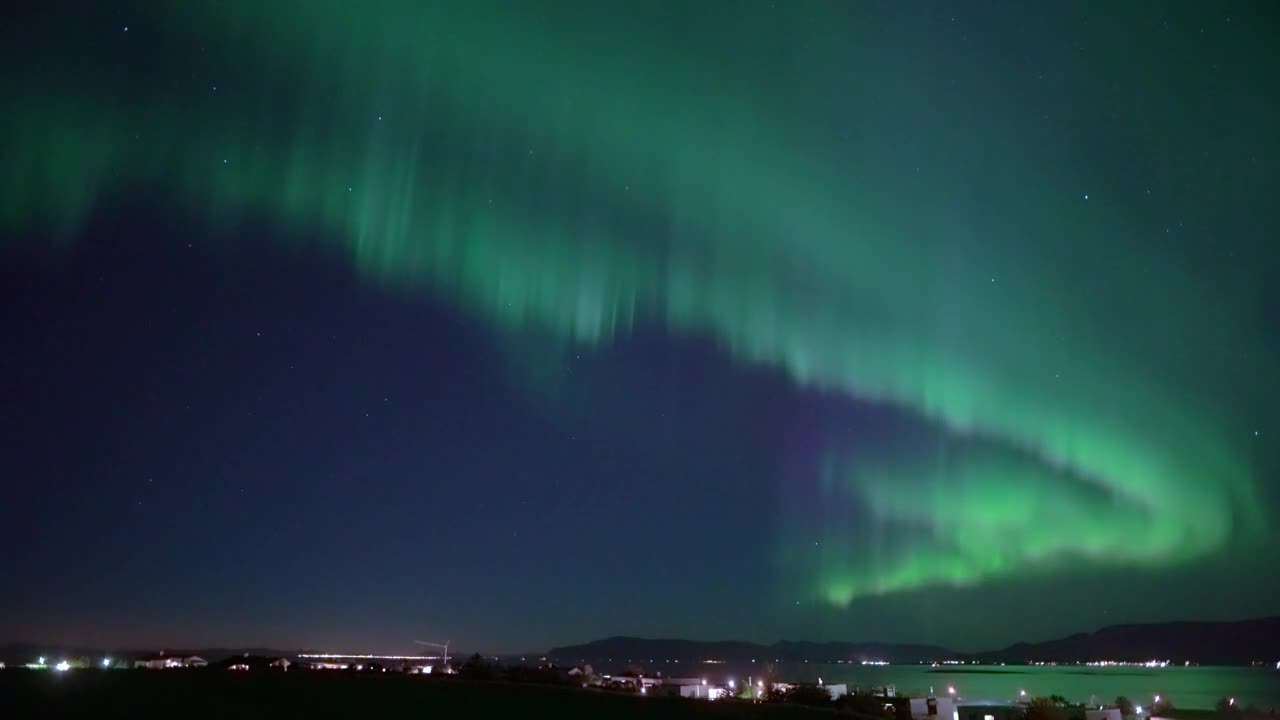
1088;709;1124;720
218;655;291;671
823;683;849;700
134;652;206;669
911;696;957;720
676;682;728;700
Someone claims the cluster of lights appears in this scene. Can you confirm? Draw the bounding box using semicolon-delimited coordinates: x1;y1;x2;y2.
861;660;889;666
299;653;437;660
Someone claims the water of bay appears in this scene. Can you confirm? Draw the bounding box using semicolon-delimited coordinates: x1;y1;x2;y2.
701;664;1279;710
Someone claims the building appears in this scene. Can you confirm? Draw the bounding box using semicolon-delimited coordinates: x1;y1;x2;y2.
677;683;728;700
769;681;848;702
1088;709;1124;720
823;683;850;700
134;653;206;669
220;655;291;671
911;696;957;720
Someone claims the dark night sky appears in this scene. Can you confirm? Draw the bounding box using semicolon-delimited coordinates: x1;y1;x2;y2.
1;1;1277;654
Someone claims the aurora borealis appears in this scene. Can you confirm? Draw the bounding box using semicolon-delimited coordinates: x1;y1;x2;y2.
2;2;1277;651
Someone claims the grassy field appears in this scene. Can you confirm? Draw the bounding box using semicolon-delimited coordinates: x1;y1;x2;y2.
0;669;838;718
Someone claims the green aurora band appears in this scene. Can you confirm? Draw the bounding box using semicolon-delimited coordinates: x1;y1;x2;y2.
3;2;1269;604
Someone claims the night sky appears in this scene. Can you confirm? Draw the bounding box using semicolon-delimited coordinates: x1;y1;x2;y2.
2;1;1277;654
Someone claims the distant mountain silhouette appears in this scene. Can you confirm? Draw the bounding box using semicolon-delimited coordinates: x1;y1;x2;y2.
546;636;957;665
973;617;1280;665
548;617;1280;666
6;617;1276;667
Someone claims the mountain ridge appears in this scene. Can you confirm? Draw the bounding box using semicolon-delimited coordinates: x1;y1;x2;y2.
547;617;1280;666
4;617;1276;666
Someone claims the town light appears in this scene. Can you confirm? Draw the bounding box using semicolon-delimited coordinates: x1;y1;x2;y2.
1020;690;1027;697
54;661;70;672
1229;699;1235;707
1154;696;1160;703
1136;706;1144;714
102;658;111;668
729;679;736;689
948;686;956;695
38;657;45;665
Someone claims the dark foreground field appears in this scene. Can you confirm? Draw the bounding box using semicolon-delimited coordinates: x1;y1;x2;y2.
0;670;835;718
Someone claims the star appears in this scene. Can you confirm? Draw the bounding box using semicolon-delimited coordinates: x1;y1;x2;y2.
1084;194;1089;200
123;26;129;32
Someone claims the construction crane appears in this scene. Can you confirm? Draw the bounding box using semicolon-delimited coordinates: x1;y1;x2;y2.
414;640;450;672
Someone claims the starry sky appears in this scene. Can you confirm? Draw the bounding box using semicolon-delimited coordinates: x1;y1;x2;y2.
2;1;1277;654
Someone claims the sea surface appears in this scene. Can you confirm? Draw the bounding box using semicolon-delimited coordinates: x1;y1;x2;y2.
665;664;1279;710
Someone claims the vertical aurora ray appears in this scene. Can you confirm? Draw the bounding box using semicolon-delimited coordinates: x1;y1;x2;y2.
3;2;1271;603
